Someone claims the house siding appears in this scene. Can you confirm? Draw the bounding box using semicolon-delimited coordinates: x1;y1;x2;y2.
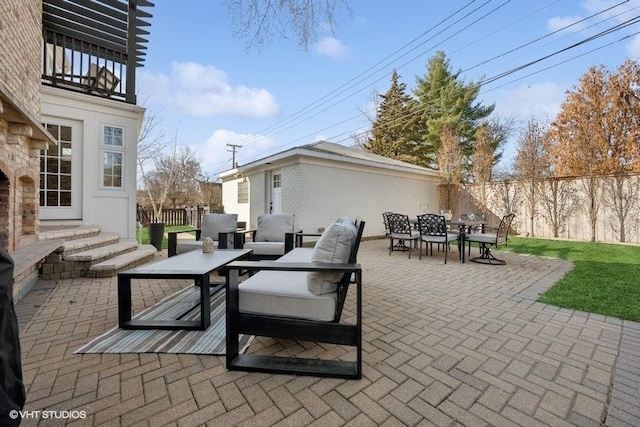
221;151;440;237
296;160;439;236
41;87;144;238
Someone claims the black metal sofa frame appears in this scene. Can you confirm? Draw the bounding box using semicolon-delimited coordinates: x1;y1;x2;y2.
225;221;365;379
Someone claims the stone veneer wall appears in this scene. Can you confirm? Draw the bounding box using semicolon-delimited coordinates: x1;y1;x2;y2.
0;0;45;253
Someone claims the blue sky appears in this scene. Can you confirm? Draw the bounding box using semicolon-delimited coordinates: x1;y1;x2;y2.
138;0;640;177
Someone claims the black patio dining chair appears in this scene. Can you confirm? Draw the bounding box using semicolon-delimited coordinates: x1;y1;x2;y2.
387;213;419;258
416;213;459;263
465;213;516;265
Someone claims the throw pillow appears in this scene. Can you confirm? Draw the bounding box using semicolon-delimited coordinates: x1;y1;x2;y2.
307;219;357;295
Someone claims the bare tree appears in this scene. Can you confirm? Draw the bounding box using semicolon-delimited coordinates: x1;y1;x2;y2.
225;0;351;50
604;174;639;242
514;116;548;237
492;166;521;229
469;122;495;218
537;176;577;238
198;173;223;211
163;147;202;208
137;110;171;222
437;123;464;213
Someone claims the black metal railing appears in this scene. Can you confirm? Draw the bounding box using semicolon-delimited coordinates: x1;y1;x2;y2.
42;30;129;102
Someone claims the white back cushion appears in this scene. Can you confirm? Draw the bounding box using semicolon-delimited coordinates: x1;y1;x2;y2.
307;219;357;295
201;213;238;244
255;213;294;242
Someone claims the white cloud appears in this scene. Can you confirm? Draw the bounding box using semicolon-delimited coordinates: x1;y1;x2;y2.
547;15;587;33
314;37;351;59
549;1;640;33
626;33;640;59
196;129;279;174
492;82;565;122
139;62;280;118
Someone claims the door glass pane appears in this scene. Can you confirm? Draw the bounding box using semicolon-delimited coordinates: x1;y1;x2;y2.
40;124;72;207
60;192;71;206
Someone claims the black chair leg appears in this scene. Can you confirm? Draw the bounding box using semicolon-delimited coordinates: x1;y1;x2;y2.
469;243;506;265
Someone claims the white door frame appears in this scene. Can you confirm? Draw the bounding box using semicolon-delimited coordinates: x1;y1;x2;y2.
267;170;282;214
39;118;83;220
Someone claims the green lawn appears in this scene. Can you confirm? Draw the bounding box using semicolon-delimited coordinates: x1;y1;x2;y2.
500;237;640;322
136;224;195;250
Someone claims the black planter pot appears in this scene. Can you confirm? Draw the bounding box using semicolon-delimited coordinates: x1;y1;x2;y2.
148;222;165;251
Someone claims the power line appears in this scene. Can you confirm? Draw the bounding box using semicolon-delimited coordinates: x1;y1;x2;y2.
211;3;640;172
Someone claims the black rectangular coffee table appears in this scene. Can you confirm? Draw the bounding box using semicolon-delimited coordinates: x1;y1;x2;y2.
118;249;252;330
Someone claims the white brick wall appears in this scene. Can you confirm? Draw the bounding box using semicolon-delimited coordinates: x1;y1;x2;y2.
222;158;440;237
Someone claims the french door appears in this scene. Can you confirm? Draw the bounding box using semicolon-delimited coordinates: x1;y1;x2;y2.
39;119;82;220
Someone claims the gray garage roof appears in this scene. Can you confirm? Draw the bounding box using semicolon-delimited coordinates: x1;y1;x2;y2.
230;141;438;177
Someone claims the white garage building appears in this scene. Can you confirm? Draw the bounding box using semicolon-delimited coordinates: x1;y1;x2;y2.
220;141;440;237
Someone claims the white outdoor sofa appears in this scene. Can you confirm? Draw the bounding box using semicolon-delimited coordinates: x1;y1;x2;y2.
225;218;365;379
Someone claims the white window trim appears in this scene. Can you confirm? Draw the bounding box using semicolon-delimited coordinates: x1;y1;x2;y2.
100;124;125;189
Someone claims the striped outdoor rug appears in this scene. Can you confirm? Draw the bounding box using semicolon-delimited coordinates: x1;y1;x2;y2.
75;286;253;355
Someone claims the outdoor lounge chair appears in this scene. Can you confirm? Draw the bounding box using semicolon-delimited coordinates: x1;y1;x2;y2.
465;213;515;265
167;213;241;257
387;213;419;258
416;213;459;263
239;213;297;260
225;219;365;379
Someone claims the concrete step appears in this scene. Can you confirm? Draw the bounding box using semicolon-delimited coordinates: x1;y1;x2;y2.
61;232;120;256
88;245;158;278
65;240;139;262
39;225;101;242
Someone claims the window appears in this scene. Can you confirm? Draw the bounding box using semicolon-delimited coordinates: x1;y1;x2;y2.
103;125;123;146
273;173;281;188
103;152;123;187
237;181;248;203
101;125;124;188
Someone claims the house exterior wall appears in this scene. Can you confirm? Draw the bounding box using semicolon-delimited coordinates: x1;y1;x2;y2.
0;0;47;252
222;177;251;223
222;156;439;237
41;87;144;238
295;159;439;236
0;0;41;119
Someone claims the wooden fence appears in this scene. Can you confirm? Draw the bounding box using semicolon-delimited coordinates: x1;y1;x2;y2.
136;206;224;228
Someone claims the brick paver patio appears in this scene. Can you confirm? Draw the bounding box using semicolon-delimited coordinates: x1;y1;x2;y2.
14;239;640;426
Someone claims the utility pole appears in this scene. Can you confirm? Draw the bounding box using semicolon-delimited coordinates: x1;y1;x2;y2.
226;143;242;168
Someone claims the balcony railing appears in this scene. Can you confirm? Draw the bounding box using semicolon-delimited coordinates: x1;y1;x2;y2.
42;30;129;102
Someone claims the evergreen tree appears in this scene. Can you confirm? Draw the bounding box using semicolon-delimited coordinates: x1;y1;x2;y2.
413;51;494;169
364;70;419;164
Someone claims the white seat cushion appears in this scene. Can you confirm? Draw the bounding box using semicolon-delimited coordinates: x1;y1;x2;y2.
465;233;499;244
243;241;285;256
239;271;337;321
420;232;458;243
238;247;334;321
